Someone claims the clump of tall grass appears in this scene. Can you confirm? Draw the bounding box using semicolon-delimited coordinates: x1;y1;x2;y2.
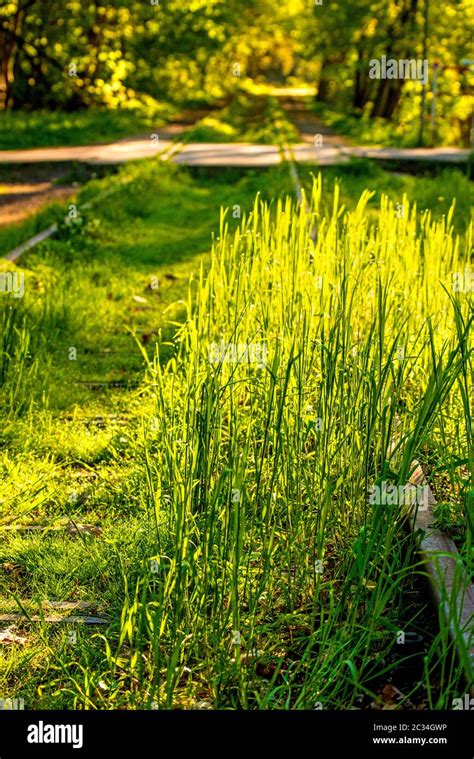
55;177;471;709
0;265;85;420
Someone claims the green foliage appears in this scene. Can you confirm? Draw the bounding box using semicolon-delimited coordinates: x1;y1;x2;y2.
0;106;172;149
302;0;473;145
0;161;471;708
0;1;471;145
297;162;473;234
183;92;300;145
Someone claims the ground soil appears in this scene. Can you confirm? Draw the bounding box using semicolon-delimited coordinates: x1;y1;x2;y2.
280;96;349;147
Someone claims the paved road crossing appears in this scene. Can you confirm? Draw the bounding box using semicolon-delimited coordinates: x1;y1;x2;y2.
0;137;469;167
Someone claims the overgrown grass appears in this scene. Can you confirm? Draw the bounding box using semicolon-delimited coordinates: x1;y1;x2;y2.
0;161;296;414
0;160;472;710
311;100;473;149
311;102;419;147
0;105;174;150
110;178;470;709
182;92;299;145
298;161;474;235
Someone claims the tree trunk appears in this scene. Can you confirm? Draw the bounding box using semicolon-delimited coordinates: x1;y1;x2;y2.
0;1;30;110
382;81;404;119
316;55;345;103
0;26;18;108
371;72;405;119
353;50;369;109
369;0;419;119
316;58;330;103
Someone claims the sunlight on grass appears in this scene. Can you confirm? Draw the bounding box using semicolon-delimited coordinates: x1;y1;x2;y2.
0;162;471;710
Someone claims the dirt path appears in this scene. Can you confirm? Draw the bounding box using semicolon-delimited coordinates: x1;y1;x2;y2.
0;106;225;226
0;97;469;186
0;181;76;226
0;163;81;226
280;96;349;148
0;135;468;170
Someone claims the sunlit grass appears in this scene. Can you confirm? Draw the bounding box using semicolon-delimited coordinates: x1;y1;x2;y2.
109;176;470;709
0;105;174;151
182;92;299;145
0;162;471;710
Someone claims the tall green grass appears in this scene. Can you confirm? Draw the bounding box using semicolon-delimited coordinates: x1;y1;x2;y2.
46;177;472;709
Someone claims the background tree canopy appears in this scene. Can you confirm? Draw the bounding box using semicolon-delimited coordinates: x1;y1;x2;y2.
1;0;472;144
